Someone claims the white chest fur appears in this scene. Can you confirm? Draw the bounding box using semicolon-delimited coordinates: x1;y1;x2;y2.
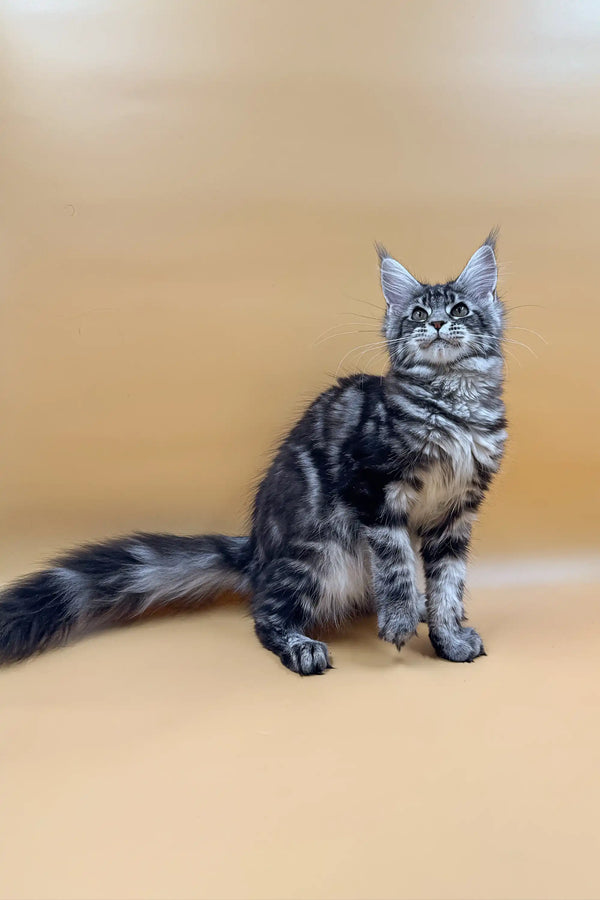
410;458;472;529
387;424;494;529
387;464;471;532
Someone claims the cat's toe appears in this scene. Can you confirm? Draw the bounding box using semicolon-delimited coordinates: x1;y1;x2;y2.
462;626;486;656
378;611;419;652
429;624;485;662
281;638;332;675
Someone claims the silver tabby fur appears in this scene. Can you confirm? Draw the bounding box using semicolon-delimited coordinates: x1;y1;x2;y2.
0;233;506;674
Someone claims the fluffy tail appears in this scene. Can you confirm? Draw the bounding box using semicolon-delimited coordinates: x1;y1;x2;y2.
0;532;252;664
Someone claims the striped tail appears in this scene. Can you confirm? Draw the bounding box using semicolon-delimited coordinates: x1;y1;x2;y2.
0;532;252;664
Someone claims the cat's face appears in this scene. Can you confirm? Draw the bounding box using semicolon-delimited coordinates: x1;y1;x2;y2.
379;237;504;369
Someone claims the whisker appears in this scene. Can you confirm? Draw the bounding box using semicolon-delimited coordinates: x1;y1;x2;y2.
335;345;367;378
339;311;382;323
502;337;538;358
343;295;384;313
504;303;547;312
362;348;388;371
465;334;521;367
502;346;523;368
505;324;548;345
314;329;379;346
353;344;388;363
312;324;379;346
333;336;400;378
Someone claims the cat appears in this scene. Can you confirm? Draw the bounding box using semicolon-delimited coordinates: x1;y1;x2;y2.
0;233;506;674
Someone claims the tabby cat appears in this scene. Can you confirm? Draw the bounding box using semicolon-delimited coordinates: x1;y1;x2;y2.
0;234;506;674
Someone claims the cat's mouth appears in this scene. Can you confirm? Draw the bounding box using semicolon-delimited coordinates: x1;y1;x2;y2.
423;336;461;349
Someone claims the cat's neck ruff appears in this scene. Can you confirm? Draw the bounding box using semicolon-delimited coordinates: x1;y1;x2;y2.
387;355;504;397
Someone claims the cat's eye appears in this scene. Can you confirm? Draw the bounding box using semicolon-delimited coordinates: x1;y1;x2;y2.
410;307;428;322
450;302;469;318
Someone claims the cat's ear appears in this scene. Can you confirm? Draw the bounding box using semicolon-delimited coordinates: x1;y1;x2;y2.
454;230;498;299
376;244;421;310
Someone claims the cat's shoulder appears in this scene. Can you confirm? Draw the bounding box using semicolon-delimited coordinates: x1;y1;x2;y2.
312;373;384;415
333;373;383;397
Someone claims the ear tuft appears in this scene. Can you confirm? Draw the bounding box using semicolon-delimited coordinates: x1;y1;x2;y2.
484;226;500;252
374;241;389;263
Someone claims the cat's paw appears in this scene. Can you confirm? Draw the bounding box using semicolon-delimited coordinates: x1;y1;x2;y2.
429;624;486;663
378;609;419;652
281;638;333;676
417;592;428;623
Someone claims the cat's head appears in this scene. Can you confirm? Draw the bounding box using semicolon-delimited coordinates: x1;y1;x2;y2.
378;232;503;370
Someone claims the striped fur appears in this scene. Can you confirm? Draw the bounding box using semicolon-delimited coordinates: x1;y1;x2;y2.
0;234;506;674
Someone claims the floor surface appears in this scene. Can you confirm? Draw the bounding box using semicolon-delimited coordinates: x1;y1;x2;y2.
2;573;599;900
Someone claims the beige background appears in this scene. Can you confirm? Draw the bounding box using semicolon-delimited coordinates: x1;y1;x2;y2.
1;2;599;899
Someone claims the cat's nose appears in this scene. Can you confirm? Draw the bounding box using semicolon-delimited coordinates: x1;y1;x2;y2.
431;320;446;331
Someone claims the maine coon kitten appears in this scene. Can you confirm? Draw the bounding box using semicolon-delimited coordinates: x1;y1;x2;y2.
0;234;506;675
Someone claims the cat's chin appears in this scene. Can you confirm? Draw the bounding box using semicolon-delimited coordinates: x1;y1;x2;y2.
415;340;465;366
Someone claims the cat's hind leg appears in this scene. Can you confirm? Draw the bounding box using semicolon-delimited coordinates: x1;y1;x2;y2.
252;557;332;675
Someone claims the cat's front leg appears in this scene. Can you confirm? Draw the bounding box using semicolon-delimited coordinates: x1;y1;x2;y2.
366;525;421;651
410;532;428;622
421;516;485;662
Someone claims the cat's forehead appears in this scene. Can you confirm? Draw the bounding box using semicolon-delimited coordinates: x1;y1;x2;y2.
417;284;459;306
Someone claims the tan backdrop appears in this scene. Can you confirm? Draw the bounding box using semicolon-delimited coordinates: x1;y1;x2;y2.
1;3;599;900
